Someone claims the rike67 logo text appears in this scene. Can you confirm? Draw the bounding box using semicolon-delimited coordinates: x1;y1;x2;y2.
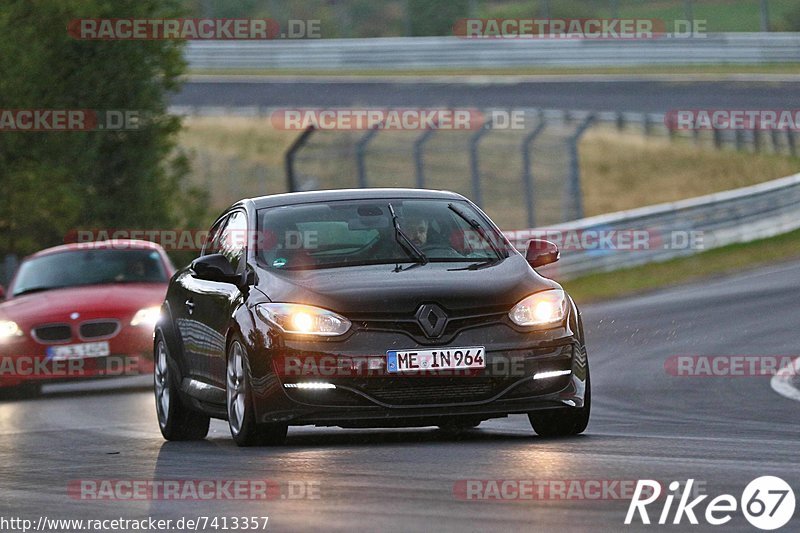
626;477;795;530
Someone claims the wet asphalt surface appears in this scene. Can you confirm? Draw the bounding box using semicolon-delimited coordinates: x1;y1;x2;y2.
2;261;798;532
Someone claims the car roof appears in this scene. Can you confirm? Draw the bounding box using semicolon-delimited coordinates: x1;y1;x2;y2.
245;188;467;210
27;240;165;259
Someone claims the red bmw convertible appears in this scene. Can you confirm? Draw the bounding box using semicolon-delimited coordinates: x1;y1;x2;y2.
0;240;174;395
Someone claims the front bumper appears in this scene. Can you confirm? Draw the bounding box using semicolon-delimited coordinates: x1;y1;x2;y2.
246;320;588;427
0;325;154;387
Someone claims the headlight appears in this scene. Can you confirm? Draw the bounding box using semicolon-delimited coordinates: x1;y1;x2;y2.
509;289;568;327
131;306;162;327
0;320;23;340
256;303;351;337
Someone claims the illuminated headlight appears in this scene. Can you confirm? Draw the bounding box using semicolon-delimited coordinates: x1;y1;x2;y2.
131;306;162;327
0;320;23;340
509;289;568;327
256;303;351;337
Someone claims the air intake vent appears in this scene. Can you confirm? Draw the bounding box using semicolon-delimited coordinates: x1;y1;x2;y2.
33;324;72;343
79;320;120;339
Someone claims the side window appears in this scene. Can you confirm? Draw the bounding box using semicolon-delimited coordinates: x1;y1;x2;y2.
203;215;229;257
220;210;248;272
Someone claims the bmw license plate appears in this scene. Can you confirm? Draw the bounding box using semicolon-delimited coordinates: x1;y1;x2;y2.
46;341;110;360
387;346;485;373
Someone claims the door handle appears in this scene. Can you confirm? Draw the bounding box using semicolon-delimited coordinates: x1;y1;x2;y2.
185;299;195;315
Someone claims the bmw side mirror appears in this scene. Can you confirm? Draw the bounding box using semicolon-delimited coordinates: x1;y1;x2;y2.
525;239;560;268
191;254;242;285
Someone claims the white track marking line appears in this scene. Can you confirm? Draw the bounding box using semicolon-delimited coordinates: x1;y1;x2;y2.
771;356;800;402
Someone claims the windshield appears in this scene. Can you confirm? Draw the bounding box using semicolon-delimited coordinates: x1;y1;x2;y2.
12;248;168;296
257;199;507;270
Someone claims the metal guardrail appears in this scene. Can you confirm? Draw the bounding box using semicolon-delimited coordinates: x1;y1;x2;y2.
185;33;800;70
533;172;800;280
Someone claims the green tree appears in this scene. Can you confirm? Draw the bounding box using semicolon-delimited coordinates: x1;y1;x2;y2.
0;0;207;259
779;3;800;30
409;0;469;36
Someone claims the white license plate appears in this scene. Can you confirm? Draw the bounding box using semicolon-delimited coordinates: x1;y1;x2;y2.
386;346;485;373
46;341;110;360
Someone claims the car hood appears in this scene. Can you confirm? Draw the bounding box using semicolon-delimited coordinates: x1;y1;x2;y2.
0;283;167;325
256;255;559;315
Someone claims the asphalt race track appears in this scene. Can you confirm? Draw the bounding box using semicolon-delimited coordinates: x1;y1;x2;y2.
174;77;800;112
2;260;798;532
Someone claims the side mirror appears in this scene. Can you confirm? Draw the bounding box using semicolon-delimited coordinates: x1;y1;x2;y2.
526;239;560;268
191;254;241;284
0;285;5;301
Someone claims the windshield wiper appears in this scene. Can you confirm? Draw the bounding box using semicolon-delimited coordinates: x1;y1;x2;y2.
448;258;503;271
448;203;505;259
388;203;428;265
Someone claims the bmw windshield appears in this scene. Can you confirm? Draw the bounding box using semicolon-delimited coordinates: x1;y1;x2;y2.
257;199;508;270
11;248;168;297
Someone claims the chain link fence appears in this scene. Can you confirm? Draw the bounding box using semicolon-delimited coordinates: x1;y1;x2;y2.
287;109;597;229
171;105;800;231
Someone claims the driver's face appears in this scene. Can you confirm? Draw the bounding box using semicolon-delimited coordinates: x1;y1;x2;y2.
407;219;428;246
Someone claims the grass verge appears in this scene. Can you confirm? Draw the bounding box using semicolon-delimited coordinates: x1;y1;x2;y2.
563;227;800;303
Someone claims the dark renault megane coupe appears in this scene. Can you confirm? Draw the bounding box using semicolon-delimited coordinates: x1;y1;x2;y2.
154;189;590;446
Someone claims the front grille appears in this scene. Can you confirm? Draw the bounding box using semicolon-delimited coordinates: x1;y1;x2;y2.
353;378;507;405
357;311;506;342
79;320;120;339
33;324;72;343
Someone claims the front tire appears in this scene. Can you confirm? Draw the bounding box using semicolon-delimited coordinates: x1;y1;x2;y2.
154;335;210;441
528;371;591;437
226;338;287;447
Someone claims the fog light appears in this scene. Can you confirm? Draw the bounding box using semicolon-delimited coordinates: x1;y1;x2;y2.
533;369;572;380
283;382;336;390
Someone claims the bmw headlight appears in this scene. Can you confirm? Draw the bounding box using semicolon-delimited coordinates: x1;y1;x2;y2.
509;289;568;327
131;306;162;327
0;320;23;340
256;303;351;337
